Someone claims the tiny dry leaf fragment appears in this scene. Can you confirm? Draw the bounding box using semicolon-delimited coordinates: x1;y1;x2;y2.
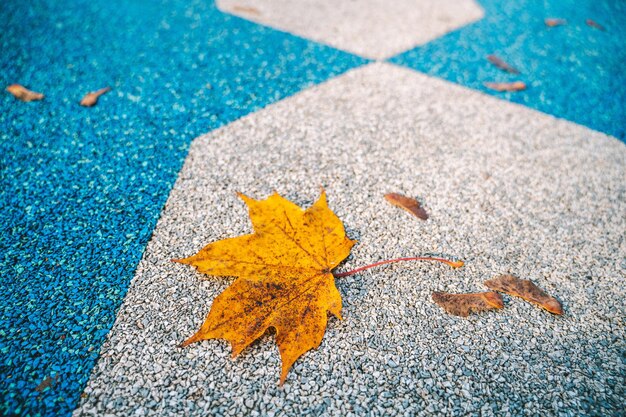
487;55;519;74
232;5;261;15
432;291;504;317
585;19;605;31
80;87;111;107
6;84;44;102
545;18;566;27
384;193;428;220
484;81;526;92
35;376;56;392
484;274;563;314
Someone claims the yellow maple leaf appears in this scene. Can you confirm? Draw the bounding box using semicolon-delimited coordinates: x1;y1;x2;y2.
175;189;354;384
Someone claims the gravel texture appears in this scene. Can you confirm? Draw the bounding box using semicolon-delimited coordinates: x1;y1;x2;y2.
76;63;626;416
0;1;365;415
217;0;483;60
390;0;626;141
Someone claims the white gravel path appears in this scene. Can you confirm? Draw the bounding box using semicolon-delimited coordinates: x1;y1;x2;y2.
75;63;626;417
217;0;484;60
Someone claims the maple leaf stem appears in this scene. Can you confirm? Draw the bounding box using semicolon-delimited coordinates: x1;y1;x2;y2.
333;256;464;278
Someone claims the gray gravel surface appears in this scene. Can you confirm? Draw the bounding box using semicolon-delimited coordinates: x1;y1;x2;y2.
75;63;626;417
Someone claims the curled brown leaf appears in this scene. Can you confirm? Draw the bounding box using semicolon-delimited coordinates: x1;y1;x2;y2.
6;84;44;102
384;193;428;220
484;274;563;315
80;87;111;107
484;81;526;92
487;55;519;74
432;291;504;317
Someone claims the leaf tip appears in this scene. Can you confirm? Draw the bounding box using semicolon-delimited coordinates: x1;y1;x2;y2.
545;299;564;315
171;257;191;265
278;370;288;386
236;191;255;205
316;186;328;206
484;291;504;308
179;333;201;348
332;309;343;320
230;342;247;359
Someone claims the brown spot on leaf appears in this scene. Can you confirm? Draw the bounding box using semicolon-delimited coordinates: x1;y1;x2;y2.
384;193;428;220
6;84;44;102
432;291;504;317
484;81;527;92
484;274;563;315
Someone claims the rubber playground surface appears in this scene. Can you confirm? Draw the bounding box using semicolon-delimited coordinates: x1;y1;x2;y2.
1;1;624;416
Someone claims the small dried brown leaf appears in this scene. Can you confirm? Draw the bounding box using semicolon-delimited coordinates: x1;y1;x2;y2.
545;18;567;27
233;5;261;15
484;274;563;314
487;55;519;74
35;376;55;392
80;87;111;107
585;19;605;31
432;291;504;317
6;84;44;102
484;81;526;92
384;193;428;220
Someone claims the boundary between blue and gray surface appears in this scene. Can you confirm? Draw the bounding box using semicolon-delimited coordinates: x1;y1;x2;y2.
390;0;626;140
1;0;624;415
0;1;367;415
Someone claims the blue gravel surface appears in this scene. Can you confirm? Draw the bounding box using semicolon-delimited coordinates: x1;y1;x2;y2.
0;1;367;415
390;0;626;141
